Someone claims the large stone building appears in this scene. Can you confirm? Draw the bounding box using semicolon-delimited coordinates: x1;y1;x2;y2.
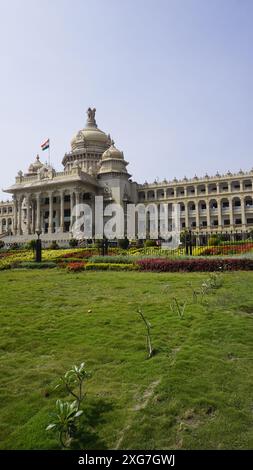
1;107;253;244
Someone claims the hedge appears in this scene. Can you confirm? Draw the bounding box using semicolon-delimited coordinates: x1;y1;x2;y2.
85;263;137;271
137;258;253;272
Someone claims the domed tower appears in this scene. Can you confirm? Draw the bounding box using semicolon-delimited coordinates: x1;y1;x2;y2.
98;140;132;205
62;108;111;174
25;155;44;176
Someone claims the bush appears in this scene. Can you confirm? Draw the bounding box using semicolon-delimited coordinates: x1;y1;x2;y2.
0;241;5;249
18;261;57;269
208;235;221;246
137;258;253;272
69;238;79;248
89;255;134;264
66;261;86;272
144;239;157;247
118;238;129;250
49;241;60;250
25;240;37;251
85;262;137;271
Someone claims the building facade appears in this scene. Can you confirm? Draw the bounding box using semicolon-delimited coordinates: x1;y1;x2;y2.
1;107;253;244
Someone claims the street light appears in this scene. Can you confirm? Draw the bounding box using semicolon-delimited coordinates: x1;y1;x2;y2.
35;230;42;262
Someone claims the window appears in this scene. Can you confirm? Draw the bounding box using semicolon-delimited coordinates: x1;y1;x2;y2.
191;221;196;227
222;202;229;208
64;209;71;217
247;218;253;224
44;211;49;218
44;198;49;205
201;204;206;210
212;220;218;226
64;195;70;202
202;221;207;227
224;219;230;225
235;218;242;225
234;201;241;207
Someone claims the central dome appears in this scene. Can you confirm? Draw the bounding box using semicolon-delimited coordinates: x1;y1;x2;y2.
71;108;110;151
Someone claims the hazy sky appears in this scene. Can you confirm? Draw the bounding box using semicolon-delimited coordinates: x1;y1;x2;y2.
0;0;252;199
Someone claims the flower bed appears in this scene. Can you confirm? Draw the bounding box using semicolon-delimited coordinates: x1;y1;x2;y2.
199;244;253;256
137;258;253;272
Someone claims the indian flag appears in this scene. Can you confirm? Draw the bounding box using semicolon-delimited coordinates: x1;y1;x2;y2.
41;138;50;151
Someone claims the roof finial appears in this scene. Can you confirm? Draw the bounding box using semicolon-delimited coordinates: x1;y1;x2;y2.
86;107;97;128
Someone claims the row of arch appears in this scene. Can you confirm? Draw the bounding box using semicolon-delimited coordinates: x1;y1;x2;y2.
139;180;253;200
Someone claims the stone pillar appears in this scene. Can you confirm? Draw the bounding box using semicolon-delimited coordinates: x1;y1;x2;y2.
70;191;74;231
240;180;243;192
31;201;35;234
206;199;211;229
217;199;222;229
48;192;53;233
241;197;246;228
185;202;189;229
13;197;18;235
18;196;23;235
36;193;41;232
229;197;233;227
216;182;219;194
26;194;31;234
195;200;200;228
60;191;65;232
228;181;232;193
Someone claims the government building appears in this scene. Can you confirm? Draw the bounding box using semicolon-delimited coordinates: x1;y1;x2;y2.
1;108;253;244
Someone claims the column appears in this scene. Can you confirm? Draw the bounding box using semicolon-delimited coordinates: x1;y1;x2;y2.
228;181;232;193
48;192;53;233
206;199;211;229
31;201;35;234
18;196;23;235
185;202;189;229
241;197;246;228
240;180;243;192
13;197;18;235
216;182;220;194
60;191;65;232
70;191;74;231
26;194;31;234
217;199;222;229
229;196;233;228
195;200;200;229
36;193;41;232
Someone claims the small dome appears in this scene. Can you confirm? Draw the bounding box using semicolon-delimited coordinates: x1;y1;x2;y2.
28;155;43;174
102;141;124;160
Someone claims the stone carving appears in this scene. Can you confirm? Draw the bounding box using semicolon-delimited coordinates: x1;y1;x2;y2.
103;184;112;199
86;107;97;126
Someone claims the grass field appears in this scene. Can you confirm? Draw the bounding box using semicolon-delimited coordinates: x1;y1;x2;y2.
1;269;253;449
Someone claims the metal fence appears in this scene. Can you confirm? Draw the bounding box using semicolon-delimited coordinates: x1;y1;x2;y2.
171;230;253;256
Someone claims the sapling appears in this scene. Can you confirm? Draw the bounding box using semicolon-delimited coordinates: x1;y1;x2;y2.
137;308;153;359
55;362;90;409
46;399;83;448
170;297;186;319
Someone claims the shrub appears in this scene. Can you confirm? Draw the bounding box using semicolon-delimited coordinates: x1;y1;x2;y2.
0;241;5;249
137;258;253;272
66;261;86;272
144;239;157;247
25;240;37;251
18;261;57;269
85;262;137;271
49;241;60;250
118;238;129;250
89;255;134;264
69;238;79;248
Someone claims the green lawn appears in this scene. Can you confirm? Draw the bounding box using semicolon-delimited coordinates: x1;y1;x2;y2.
1;269;253;450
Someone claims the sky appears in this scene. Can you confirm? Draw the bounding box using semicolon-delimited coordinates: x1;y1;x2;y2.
0;0;252;199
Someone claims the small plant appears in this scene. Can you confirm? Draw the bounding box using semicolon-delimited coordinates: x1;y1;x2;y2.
46;399;83;448
170;297;186;318
55;362;90;409
137;308;153;359
47;362;90;448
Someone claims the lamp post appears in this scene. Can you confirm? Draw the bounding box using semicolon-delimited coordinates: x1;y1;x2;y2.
35;230;42;262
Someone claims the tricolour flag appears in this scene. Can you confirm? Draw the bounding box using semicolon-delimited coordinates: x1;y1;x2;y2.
41;138;50;151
